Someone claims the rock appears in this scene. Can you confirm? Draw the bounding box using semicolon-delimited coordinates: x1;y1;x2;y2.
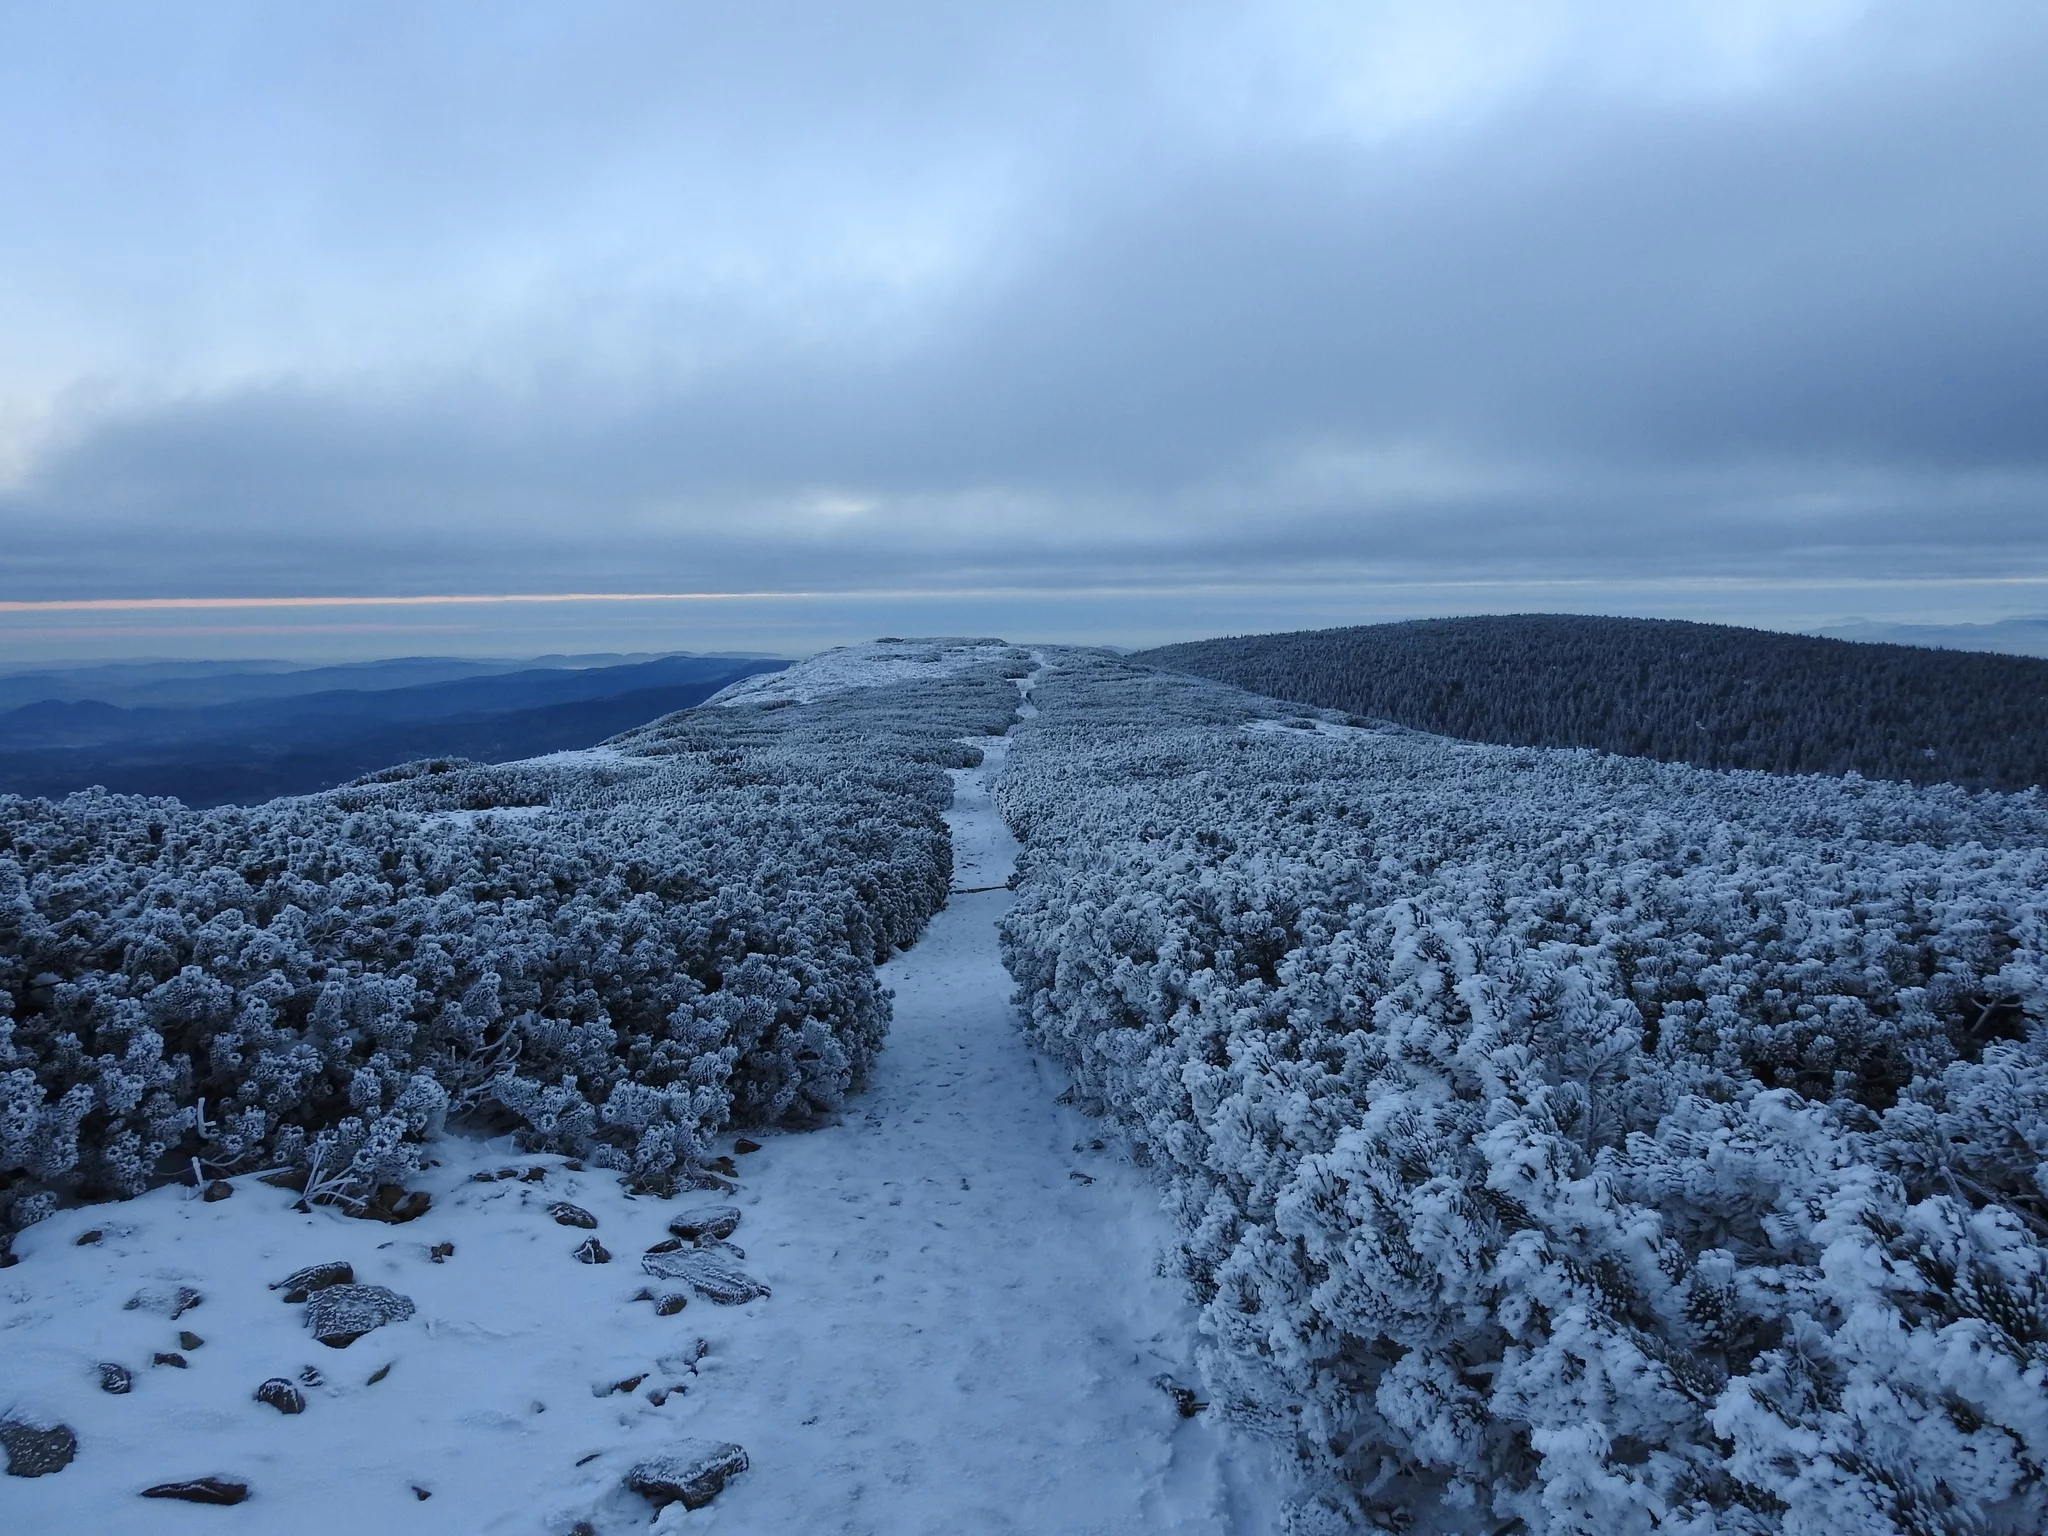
304;1284;415;1348
733;1137;762;1154
366;1363;391;1385
76;1229;103;1245
355;1184;431;1223
141;1477;249;1505
202;1180;234;1202
655;1293;689;1317
564;1159;584;1170
705;1156;739;1177
412;1485;431;1500
1;1419;78;1477
572;1237;611;1264
640;1249;768;1304
153;1352;188;1369
125;1284;203;1319
548;1201;598;1228
98;1362;133;1394
258;1167;309;1191
429;1241;454;1263
272;1260;354;1303
178;1330;205;1351
298;1366;324;1386
519;1166;548;1183
624;1440;749;1511
594;1374;646;1397
255;1378;305;1414
666;1205;741;1242
1153;1375;1207;1417
645;1237;684;1255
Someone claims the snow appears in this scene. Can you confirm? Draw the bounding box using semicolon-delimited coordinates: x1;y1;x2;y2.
1;656;1285;1534
670;728;1284;1534
704;638;1018;707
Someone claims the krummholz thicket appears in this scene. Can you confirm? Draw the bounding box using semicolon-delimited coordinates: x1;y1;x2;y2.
0;652;1027;1236
1138;614;2048;791
998;649;2048;1536
7;635;2046;1536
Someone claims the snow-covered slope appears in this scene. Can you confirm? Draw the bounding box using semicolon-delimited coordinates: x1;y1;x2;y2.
2;641;1285;1533
702;638;1021;707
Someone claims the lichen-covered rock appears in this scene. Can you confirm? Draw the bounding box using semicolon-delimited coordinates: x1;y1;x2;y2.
1;1419;77;1477
640;1249;768;1303
255;1378;306;1415
124;1284;202;1319
548;1201;598;1228
624;1440;748;1510
141;1477;249;1504
271;1261;353;1303
666;1205;741;1242
303;1284;414;1348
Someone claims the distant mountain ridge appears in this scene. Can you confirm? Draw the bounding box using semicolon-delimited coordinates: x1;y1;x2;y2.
0;652;788;806
0;650;779;712
1137;613;2048;791
1807;616;2048;659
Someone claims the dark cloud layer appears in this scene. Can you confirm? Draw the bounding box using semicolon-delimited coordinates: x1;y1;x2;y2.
2;2;2045;632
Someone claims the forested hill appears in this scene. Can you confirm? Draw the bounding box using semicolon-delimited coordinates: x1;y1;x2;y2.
1137;613;2048;790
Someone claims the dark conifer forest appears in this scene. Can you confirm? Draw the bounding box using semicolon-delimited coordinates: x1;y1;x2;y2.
1138;614;2048;790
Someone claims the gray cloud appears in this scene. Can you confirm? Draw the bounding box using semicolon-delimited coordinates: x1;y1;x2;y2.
3;1;2045;625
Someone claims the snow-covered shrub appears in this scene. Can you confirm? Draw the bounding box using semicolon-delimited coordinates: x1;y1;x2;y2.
999;651;2048;1535
0;651;1023;1236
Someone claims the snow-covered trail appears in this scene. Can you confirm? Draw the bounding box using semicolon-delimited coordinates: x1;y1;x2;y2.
1;660;1283;1534
695;723;1280;1534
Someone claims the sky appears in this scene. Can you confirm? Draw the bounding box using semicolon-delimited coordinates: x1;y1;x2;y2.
2;0;2046;660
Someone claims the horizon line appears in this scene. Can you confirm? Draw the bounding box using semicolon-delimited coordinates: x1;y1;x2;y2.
6;575;2048;614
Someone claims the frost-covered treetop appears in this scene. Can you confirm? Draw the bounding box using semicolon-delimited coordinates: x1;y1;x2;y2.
705;638;1026;707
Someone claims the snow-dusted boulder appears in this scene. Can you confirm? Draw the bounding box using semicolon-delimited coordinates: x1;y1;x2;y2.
304;1283;414;1348
625;1440;749;1510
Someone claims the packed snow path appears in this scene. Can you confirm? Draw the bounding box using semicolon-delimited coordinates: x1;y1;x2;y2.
697;722;1280;1534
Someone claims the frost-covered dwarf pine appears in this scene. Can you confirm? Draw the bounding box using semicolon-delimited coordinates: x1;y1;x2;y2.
998;651;2048;1536
0;646;1028;1238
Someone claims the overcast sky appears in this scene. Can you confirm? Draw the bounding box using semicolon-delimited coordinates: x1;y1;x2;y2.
2;1;2045;657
